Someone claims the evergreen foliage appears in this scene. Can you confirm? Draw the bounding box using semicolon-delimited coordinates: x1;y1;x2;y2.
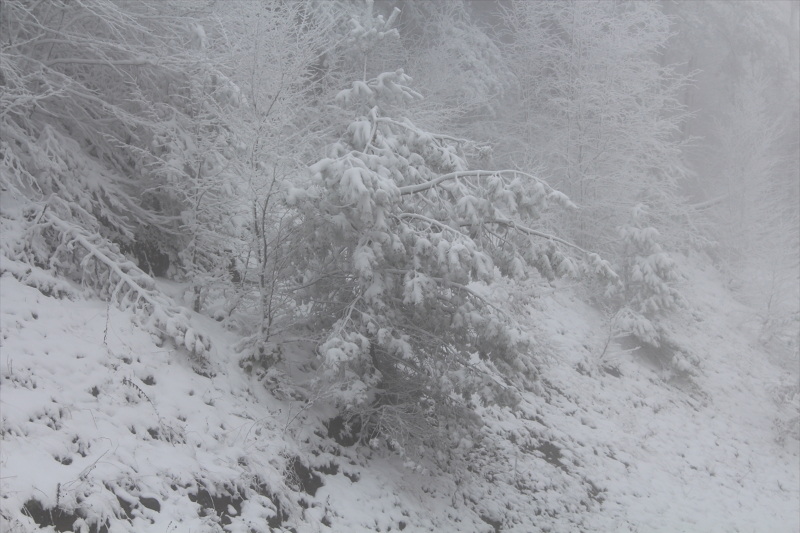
283;68;616;445
612;204;684;351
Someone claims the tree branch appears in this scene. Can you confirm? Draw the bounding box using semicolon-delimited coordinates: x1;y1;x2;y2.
398;170;497;195
375;117;472;144
398;169;554;196
44;57;152;67
689;194;728;210
486;218;589;254
395;213;462;235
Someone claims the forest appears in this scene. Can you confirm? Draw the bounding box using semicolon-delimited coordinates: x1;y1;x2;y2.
1;1;798;531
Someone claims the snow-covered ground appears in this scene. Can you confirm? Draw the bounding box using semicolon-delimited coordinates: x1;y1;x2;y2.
1;253;798;532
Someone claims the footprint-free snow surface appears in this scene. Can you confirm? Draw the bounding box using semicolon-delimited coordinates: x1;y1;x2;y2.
1;255;798;532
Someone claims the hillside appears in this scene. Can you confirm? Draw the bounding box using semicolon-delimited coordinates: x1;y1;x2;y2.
2;250;797;532
1;1;798;531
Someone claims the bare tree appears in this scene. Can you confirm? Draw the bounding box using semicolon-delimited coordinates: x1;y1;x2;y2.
708;77;799;349
501;0;691;251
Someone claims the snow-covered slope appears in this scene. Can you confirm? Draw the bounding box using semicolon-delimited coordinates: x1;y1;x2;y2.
1;253;798;532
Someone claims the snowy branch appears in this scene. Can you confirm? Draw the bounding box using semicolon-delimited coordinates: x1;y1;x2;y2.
398;169;557;196
485;218;589;254
689;194;729;210
29;200;212;358
43;57;153;67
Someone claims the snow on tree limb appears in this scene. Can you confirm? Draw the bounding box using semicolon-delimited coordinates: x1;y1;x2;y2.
484;218;588;254
21;196;212;359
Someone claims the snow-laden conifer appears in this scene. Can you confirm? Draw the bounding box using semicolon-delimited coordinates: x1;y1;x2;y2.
610;204;697;372
285;68;616;445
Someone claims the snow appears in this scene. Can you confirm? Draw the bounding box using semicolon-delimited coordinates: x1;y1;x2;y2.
1;251;798;532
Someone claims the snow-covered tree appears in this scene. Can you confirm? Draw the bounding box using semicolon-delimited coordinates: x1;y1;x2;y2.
500;0;691;250
136;47;247;311
281;68;616;446
218;3;343;356
0;0;181;243
392;0;514;137
302;0;404;102
0;0;223;355
706;77;799;349
611;204;684;353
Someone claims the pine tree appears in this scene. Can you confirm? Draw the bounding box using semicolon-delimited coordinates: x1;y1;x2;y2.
283;67;616;445
611;204;696;372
